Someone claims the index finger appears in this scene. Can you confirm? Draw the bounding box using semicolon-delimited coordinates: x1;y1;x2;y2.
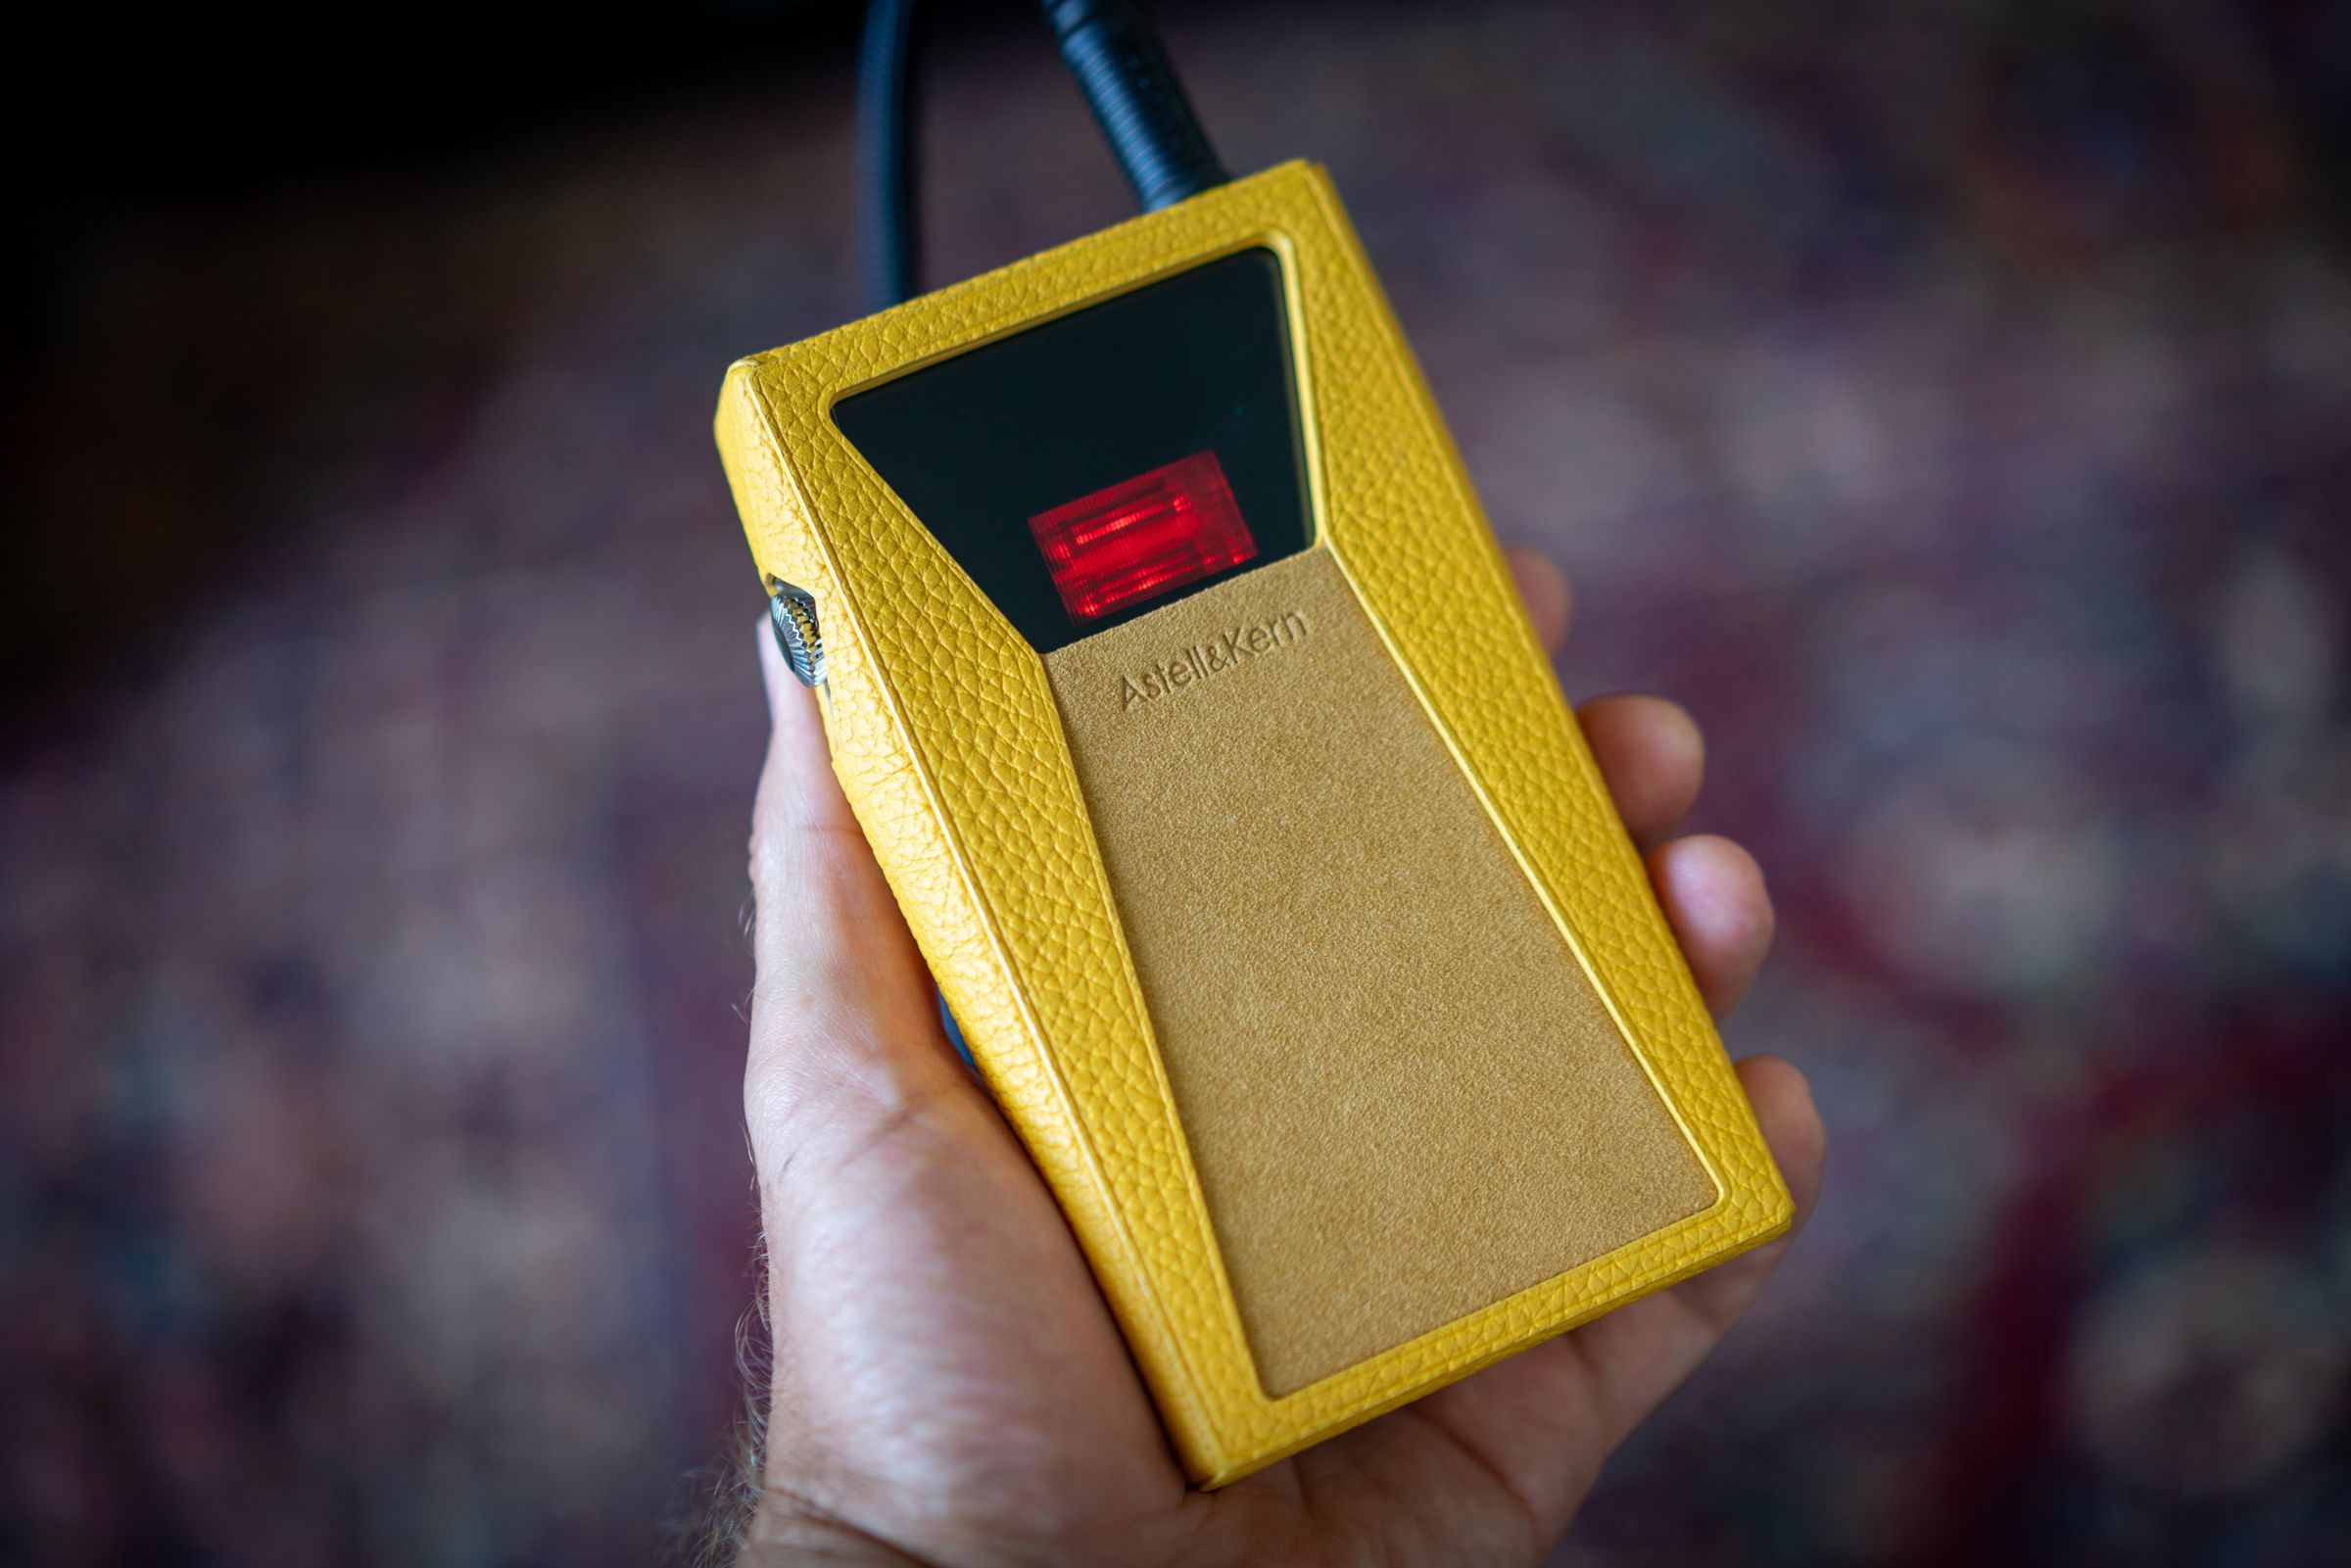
1505;546;1572;653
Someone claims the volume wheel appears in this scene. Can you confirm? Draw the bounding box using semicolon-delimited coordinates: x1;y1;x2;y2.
766;583;826;687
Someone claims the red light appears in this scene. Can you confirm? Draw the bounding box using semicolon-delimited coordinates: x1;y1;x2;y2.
1029;451;1258;624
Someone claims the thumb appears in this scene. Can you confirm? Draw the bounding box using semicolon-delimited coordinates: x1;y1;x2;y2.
744;620;971;1203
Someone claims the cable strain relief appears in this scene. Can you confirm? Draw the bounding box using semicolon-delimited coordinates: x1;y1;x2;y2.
1043;0;1228;212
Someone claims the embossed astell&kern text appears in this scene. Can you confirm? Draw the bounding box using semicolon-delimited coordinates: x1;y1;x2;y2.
1118;609;1310;710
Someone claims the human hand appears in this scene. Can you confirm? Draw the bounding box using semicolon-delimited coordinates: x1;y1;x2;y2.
737;547;1827;1567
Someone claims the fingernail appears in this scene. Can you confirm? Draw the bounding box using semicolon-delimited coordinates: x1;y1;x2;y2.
755;613;785;725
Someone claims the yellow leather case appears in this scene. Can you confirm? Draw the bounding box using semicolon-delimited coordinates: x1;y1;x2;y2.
715;161;1791;1486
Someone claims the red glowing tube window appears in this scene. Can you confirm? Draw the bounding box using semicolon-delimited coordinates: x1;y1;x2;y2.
1028;451;1258;624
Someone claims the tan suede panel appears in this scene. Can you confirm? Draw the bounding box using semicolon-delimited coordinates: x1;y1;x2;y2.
1044;548;1715;1396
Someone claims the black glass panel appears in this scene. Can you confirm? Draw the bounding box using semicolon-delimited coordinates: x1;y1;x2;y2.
831;247;1311;652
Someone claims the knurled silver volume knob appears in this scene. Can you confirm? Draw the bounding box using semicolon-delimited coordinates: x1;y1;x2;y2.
766;583;826;687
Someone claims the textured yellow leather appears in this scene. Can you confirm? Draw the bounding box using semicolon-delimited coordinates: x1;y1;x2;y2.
1042;547;1716;1397
714;161;1792;1486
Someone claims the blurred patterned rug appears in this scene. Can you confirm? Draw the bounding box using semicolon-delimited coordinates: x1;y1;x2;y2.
4;2;2348;1563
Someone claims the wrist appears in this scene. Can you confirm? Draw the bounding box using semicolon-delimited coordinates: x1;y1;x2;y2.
742;1501;932;1568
